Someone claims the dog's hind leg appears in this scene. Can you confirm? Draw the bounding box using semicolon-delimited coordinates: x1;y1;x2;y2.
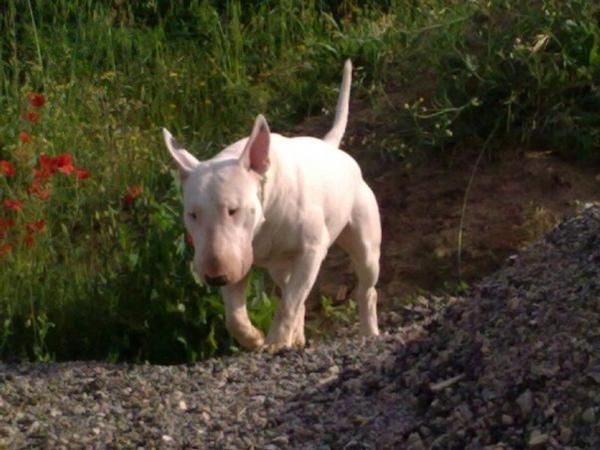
290;302;306;349
335;183;381;337
269;265;306;349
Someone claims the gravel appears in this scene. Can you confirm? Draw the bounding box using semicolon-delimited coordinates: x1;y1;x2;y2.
1;204;599;449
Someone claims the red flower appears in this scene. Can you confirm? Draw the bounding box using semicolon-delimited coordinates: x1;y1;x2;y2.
123;185;142;205
29;178;42;191
29;92;46;108
0;218;16;230
54;153;75;174
26;219;46;234
0;243;12;256
36;190;50;200
74;167;90;180
28;154;88;198
24;111;39;124
3;199;23;212
34;153;75;179
0;160;16;177
23;234;35;247
33;168;49;180
19;131;31;143
36;153;75;177
36;154;55;179
28;179;50;200
0;218;16;239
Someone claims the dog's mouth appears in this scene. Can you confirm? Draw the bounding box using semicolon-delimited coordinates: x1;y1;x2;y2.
204;274;229;287
194;243;254;288
197;263;252;288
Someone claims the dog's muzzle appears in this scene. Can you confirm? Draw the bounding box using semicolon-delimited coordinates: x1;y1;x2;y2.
205;274;229;287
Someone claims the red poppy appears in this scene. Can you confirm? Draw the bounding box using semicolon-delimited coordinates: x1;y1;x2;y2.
0;218;16;230
35;154;55;179
0;160;16;177
25;219;46;234
23;234;35;247
36;153;75;177
53;153;74;174
36;190;50;200
0;243;12;256
29;92;45;108
123;185;142;205
28;178;42;192
33;168;49;180
74;167;90;180
28;179;50;200
0;218;16;240
57;164;74;175
19;131;31;143
3;199;23;212
24;111;39;124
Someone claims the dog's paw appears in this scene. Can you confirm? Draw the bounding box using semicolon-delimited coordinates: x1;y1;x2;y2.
260;341;293;354
291;336;306;350
245;336;265;351
236;329;265;351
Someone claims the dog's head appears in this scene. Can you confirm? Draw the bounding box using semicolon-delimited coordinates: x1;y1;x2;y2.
163;115;270;287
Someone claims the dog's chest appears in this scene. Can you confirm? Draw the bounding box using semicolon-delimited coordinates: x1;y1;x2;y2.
251;220;302;267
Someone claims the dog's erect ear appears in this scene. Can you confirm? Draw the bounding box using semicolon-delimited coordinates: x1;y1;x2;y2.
162;128;200;179
240;115;270;175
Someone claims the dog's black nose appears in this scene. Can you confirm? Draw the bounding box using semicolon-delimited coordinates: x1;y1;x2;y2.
205;275;229;287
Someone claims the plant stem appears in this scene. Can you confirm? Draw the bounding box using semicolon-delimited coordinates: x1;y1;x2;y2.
456;120;501;280
26;0;45;86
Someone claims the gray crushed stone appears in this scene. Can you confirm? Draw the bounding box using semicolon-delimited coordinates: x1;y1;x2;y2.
1;205;599;450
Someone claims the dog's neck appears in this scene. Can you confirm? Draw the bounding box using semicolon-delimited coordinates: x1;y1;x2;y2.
257;145;280;214
257;172;268;207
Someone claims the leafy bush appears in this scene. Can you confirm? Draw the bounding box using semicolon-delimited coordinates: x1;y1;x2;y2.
395;0;600;161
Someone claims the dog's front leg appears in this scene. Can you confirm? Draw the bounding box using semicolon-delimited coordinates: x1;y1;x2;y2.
264;245;327;352
222;276;265;350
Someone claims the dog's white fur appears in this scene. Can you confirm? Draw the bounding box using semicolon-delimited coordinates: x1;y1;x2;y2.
163;60;381;352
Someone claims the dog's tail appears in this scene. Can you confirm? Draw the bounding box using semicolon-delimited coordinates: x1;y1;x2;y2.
323;59;352;148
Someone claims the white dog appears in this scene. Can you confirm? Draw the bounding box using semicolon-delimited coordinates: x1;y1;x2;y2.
163;60;381;352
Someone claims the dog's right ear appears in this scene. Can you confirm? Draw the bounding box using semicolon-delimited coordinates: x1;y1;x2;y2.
239;114;270;175
162;128;200;180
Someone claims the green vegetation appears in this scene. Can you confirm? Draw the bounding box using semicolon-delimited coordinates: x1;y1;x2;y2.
1;0;598;363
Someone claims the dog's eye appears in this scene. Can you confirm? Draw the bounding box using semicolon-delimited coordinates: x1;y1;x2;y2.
228;208;238;217
188;212;197;221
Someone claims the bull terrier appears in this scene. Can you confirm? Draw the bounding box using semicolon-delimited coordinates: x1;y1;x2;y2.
163;60;381;352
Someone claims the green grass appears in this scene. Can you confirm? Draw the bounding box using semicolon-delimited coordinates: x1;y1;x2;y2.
0;0;598;363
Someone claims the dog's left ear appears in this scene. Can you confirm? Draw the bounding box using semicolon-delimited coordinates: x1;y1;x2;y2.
240;114;270;175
